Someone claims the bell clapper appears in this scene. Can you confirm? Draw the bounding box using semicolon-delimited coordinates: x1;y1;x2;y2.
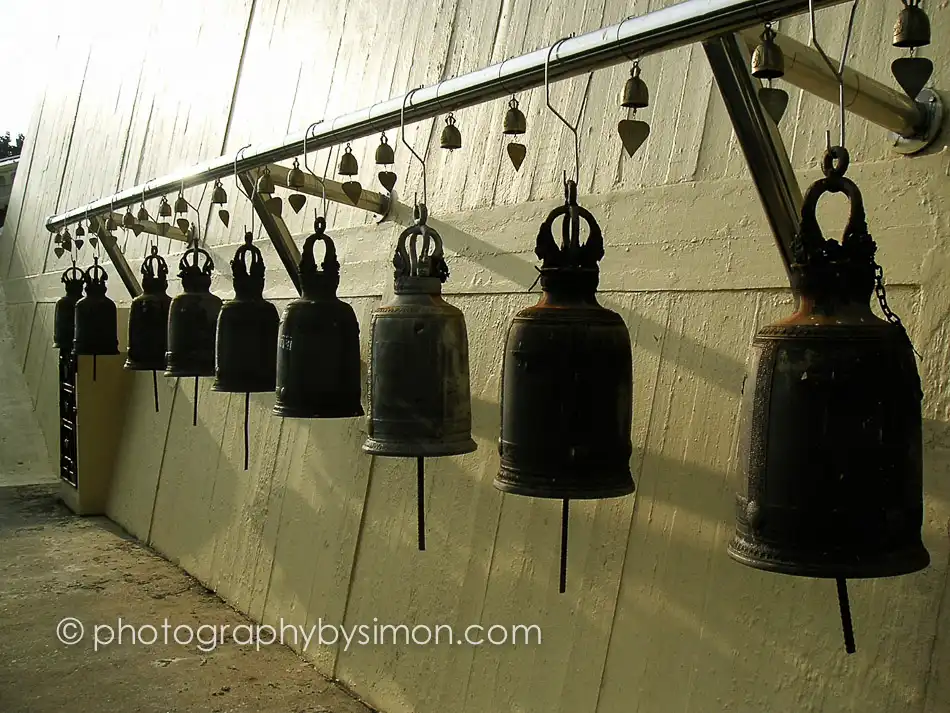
93;354;97;382
193;377;199;427
417;457;426;552
244;392;250;471
836;577;856;654
559;499;569;594
152;370;160;413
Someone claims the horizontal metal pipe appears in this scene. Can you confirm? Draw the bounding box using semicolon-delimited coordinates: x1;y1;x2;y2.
739;29;923;137
46;0;851;231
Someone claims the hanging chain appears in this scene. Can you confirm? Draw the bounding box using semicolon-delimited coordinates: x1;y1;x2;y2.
874;261;922;359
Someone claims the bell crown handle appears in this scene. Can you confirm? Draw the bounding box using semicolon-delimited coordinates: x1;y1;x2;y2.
178;245;215;276
393;203;448;281
62;265;85;284
231;237;265;280
141;245;169;280
794;167;875;266
535;179;604;269
299;216;340;276
86;262;109;284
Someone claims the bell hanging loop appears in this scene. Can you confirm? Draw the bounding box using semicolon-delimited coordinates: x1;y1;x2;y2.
751;24;785;80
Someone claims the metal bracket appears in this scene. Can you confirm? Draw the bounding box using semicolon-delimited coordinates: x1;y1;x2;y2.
265;163;390;216
892;88;944;156
98;230;142;297
238;172;302;294
105;212;190;243
704;33;803;278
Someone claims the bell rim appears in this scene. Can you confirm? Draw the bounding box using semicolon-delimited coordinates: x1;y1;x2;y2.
493;473;635;500
362;436;477;458
272;402;365;419
727;537;931;579
124;358;168;371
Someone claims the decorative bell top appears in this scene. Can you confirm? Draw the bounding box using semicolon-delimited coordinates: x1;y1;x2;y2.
231;233;266;300
392;204;449;294
141;246;169;294
84;261;109;297
178;246;215;293
535;179;604;297
298;216;341;299
62;265;86;297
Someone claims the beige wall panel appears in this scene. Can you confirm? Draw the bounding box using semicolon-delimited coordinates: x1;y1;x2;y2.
259;298;378;675
7;303;36;371
21;302;54;410
106;371;178;542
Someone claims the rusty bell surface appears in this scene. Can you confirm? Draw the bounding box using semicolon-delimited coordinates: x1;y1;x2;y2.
273;217;363;418
73;261;119;356
495;180;634;499
125;246;172;371
164;246;222;378
213;237;279;393
729;164;929;580
54;266;86;350
362;204;476;457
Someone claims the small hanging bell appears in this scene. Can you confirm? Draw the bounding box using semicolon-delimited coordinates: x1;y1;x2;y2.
751;25;785;80
440;114;462;151
621;64;649;109
503;97;527;135
375;133;395;165
75;223;86;238
338;144;359;176
123;206;136;229
53;266;86;350
287;158;306;189
136;203;150;222
125;246;172;372
274;217;364;418
164;246;222;377
157;196;172;219
212;234;280;394
894;1;930;49
211;179;228;205
256;167;275;196
105;214;117;232
174;192;188;215
73;260;120;358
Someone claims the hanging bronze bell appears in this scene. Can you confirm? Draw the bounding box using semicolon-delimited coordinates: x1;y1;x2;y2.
338;145;359;176
53;266;86;349
751;25;785;80
164;246;222;377
73;261;119;356
256;167;275;196
212;236;279;393
123;207;136;229
894;2;930;49
273;218;363;418
729;156;929;580
621;65;649;109
440;115;462;150
496;179;634;499
503;98;527;135
375;134;395;165
158;197;172;219
174;193;188;215
287;159;306;190
211;180;228;205
363;205;476;457
125;246;172;371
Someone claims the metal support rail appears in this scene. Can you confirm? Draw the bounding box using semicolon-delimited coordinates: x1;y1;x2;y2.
47;0;871;232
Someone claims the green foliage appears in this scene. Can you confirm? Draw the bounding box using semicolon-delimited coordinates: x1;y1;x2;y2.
0;133;25;160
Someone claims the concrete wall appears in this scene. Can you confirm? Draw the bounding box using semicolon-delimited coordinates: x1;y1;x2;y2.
2;1;950;712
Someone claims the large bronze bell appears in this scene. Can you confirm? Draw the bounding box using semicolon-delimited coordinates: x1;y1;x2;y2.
495;179;633;592
213;235;279;394
73;261;119;358
363;204;475;458
125;246;172;372
53;266;86;350
273;217;363;418
894;1;930;49
729;150;928;652
165;246;222;378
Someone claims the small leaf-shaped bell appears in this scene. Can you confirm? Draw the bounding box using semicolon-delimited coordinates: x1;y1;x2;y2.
503;98;527;135
123;207;136;228
177;218;191;233
287;158;305;189
174;192;188;215
256;167;275;196
289;194;307;214
751;25;785;80
54;247;65;259
219;209;230;228
894;2;930;49
338;144;359;176
621;65;649;109
375;133;395;165
211;179;228;205
440;114;462;151
158;196;172;218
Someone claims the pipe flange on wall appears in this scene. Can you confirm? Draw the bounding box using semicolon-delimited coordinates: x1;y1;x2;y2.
892;88;945;156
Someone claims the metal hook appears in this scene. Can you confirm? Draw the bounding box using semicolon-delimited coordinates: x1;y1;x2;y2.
545;35;584;187
616;15;639;63
233;143;256;233
808;0;860;151
400;86;429;207
302;121;329;216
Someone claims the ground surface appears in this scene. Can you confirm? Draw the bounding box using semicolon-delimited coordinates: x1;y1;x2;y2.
0;484;375;713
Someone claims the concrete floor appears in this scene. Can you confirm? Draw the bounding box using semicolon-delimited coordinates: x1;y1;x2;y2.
0;484;376;713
